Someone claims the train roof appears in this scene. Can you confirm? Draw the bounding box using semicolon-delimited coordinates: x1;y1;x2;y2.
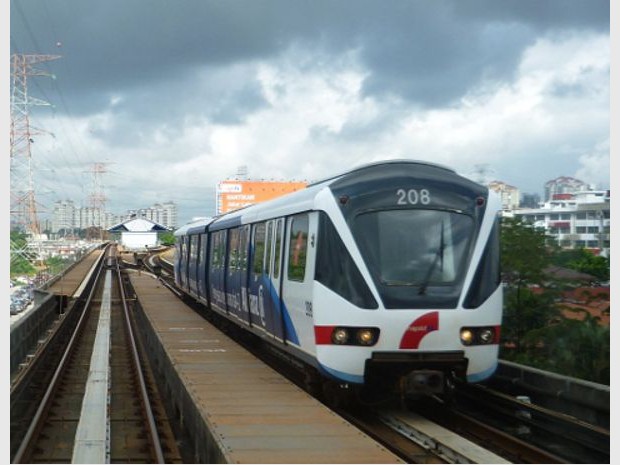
173;217;214;236
307;159;455;187
180;160;472;234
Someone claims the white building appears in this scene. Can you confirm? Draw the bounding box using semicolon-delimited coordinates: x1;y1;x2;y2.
512;190;610;255
51;200;77;233
107;217;170;250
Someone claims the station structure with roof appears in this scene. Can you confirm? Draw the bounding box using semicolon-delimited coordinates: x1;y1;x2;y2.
107;217;170;250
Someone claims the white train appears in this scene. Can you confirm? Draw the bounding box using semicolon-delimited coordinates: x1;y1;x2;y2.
174;160;502;400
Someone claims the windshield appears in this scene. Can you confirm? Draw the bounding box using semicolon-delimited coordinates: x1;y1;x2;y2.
354;209;474;309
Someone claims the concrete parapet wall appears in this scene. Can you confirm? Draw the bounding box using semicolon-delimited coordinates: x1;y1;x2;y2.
10;291;60;375
495;360;609;427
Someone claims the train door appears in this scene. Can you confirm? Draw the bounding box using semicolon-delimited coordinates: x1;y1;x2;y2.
176;238;186;288
269;218;286;341
188;234;199;295
249;221;277;337
180;236;190;291
239;225;251;322
209;230;227;312
281;212;317;349
225;228;242;319
197;233;208;302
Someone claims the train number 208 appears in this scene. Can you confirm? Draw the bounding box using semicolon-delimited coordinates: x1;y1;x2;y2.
396;188;431;205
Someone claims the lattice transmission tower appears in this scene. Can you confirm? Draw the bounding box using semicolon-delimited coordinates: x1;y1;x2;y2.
10;53;61;269
84;162;109;232
10;53;61;235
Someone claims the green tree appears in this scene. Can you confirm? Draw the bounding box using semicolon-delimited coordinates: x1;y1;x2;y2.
159;231;176;246
568;252;609;282
500;217;557;353
45;256;71;275
523;309;610;384
10;231;36;276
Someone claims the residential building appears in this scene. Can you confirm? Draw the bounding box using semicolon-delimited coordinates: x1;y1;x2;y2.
513;190;610;255
51;200;76;233
544;176;589;201
488;181;520;210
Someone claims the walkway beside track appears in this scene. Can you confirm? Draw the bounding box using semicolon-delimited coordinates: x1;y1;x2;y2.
47;249;104;297
129;271;403;464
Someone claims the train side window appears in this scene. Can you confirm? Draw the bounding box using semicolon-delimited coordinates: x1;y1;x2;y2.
288;214;309;282
265;221;273;277
316;212;378;309
274;219;283;279
463;217;501;309
252;223;266;274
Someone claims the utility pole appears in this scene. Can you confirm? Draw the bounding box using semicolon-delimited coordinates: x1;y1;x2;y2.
10;53;61;275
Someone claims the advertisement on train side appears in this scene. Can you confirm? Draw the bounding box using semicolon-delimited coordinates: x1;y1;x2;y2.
216;180;308;214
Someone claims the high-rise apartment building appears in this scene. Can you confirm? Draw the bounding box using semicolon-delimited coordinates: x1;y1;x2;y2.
51;200;76;233
488;181;520;210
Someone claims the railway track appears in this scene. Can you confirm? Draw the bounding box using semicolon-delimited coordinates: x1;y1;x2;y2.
11;246;181;464
23;246;609;463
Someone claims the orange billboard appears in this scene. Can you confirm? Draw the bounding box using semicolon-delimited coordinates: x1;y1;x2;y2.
216;180;308;214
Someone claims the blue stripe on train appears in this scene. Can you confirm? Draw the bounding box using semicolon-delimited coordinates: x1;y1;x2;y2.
265;277;299;345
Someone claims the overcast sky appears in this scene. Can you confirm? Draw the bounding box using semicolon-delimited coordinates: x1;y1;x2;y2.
9;0;611;225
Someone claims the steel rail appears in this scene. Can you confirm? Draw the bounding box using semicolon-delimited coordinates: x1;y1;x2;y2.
12;245;110;464
115;259;166;463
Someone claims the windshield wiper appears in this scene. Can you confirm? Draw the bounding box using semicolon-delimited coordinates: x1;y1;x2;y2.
418;222;444;295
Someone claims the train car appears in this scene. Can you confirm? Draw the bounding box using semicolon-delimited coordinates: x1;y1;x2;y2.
174;160;502;400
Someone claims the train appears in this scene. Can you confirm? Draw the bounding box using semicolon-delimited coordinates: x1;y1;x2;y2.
173;160;503;402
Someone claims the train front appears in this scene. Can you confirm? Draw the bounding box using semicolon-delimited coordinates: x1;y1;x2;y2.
313;161;502;398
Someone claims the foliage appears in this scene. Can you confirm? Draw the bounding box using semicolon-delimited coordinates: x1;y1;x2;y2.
499;217;609;385
520;310;610;384
10;231;36;276
159;231;176;246
500;287;559;352
45;256;71;275
552;248;610;281
500;216;551;287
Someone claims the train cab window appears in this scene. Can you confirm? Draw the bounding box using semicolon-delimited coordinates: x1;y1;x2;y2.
252;223;266;274
316;213;378;309
287;214;309;282
274;219;283;279
354;209;474;309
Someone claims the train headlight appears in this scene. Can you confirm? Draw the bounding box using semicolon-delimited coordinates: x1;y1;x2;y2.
356;329;376;346
460;329;475;346
479;328;495;344
331;327;349;345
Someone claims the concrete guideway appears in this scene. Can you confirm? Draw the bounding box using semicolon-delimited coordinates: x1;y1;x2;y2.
129;271;403;464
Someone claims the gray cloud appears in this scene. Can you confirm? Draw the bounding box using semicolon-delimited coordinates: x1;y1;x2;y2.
10;0;610;223
13;0;609;114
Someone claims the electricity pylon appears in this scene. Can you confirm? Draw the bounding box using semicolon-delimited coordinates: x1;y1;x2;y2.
10;54;61;271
